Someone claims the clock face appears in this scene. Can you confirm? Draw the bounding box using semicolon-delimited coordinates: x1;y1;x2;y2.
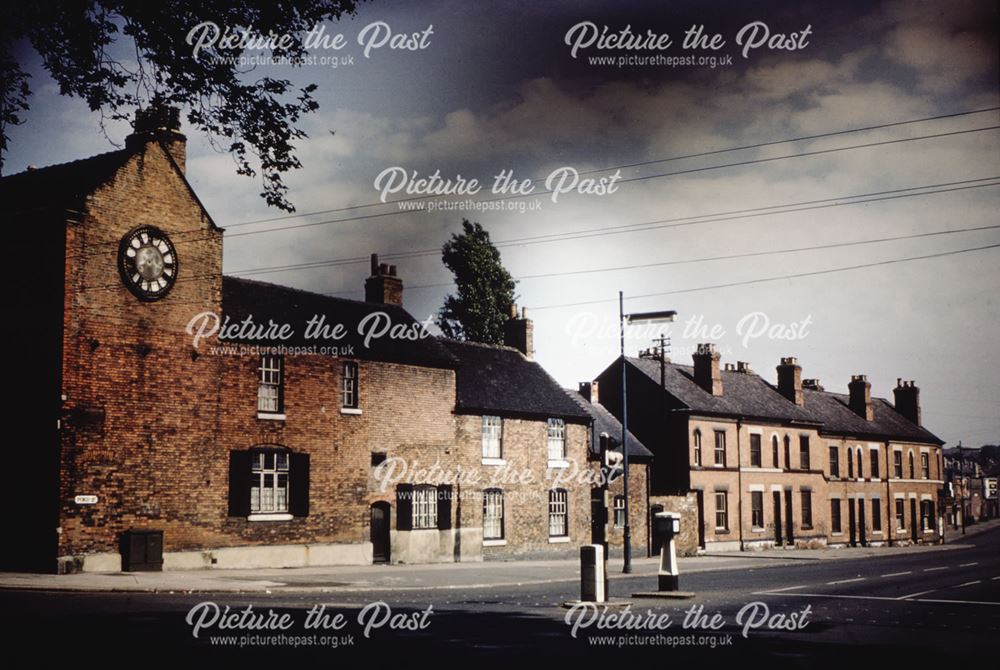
117;226;177;301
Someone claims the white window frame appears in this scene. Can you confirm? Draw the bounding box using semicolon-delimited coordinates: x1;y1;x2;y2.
483;489;504;541
481;415;503;461
613;495;625;528
250;450;289;515
257;354;283;414
412;486;438;530
749;433;762;467
693;429;702;466
548;489;569;537
341;361;359;410
831;498;842;534
714;491;728;530
751;490;764;529
547;418;566;461
714;430;726;467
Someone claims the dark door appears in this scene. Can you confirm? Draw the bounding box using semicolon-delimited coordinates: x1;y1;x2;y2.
784;490;794;546
858;499;867;546
910;498;919;542
773;491;783;545
848;500;857;546
650;504;665;556
371;502;391;564
591;489;607;549
695;490;706;549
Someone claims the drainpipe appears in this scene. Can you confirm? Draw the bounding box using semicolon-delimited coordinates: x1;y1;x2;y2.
736;418;745;551
885;440;893;547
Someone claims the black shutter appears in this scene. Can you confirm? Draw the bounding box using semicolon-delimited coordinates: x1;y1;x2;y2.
289;452;310;517
227;451;252;517
396;484;413;531
437;485;453;530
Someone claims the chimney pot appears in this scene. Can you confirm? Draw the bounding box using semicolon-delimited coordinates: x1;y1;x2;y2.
848;374;874;421
776;356;804;406
579;381;599;405
126;102;186;172
893;378;921;426
503;306;533;359
365;253;403;305
692;342;723;395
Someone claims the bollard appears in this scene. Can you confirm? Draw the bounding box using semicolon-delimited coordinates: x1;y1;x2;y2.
656;512;681;591
580;544;606;602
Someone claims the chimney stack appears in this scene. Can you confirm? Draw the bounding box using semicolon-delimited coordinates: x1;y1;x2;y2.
364;253;404;305
504;304;534;359
736;361;752;374
776;357;804;406
802;378;824;391
692;343;723;396
578;381;599;405
893;379;921;426
126;103;186;172
848;374;874;421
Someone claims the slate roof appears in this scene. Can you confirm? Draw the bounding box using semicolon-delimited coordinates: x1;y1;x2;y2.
1;150;133;213
222;276;458;369
802;389;943;445
565;389;654;460
623;356;942;445
628;357;816;423
440;340;591;422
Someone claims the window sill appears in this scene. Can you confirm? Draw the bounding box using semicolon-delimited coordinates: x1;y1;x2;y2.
548;536;570;544
340;407;362;415
483;539;507;547
481;458;506;466
801;525;814;531
257;412;286;421
547;459;570;469
714;528;730;534
248;513;292;522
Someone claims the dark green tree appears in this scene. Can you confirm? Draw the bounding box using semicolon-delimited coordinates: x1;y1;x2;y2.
0;1;360;211
437;220;517;344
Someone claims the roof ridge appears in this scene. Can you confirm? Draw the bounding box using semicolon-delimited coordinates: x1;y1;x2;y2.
440;337;523;354
0;148;131;181
223;275;379;309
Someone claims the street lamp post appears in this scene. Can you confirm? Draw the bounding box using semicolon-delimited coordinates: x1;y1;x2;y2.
619;291;676;574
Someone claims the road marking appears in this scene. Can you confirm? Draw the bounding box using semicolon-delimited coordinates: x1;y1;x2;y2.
923;567;947;572
827;577;866;585
881;571;912;577
958;562;979;567
764;592;1000;606
991;576;1000;581
916;598;1000;606
898;589;937;600
956;580;982;588
757;584;807;593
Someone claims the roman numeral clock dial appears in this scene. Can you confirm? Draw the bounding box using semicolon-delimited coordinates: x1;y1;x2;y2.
117;226;178;301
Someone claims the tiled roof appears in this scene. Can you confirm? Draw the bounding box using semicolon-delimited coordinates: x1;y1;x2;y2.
564;389;654;460
0;150;132;213
802;389;943;445
628;357;816;423
623;356;942;445
440;340;591;422
221;276;458;369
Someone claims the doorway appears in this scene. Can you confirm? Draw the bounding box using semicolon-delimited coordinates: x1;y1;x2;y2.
370;502;391;564
773;491;783;545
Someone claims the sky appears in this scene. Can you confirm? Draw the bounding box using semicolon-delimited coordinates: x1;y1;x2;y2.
5;0;999;448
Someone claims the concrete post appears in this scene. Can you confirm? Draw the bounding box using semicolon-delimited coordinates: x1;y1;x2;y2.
656;512;681;592
580;544;606;602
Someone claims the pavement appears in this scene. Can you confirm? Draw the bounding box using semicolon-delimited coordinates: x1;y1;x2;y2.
2;518;997;594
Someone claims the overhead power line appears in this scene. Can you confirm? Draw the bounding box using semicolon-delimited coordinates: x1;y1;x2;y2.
528;243;1000;311
225;106;1000;228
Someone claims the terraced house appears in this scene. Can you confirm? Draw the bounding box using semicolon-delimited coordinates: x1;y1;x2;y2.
4;106;598;573
594;344;944;554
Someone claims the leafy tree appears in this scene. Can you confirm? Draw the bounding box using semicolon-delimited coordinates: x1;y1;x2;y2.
0;1;360;211
437;220;517;344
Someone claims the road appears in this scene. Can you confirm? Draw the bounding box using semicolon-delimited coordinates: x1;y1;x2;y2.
2;528;997;665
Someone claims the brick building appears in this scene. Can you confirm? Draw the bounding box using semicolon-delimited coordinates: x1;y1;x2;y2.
593;344;944;552
3;108;608;572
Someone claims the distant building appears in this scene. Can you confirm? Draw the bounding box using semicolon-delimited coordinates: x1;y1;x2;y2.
594;344;944;551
